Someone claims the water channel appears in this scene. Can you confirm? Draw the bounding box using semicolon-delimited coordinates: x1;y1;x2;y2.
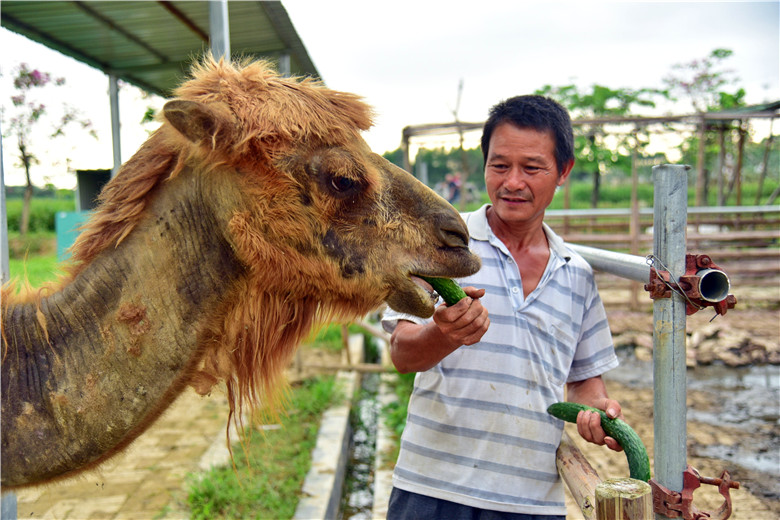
339;372;380;519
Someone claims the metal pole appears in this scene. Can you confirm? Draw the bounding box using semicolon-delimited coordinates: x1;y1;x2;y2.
0;126;18;520
1;129;9;284
652;164;689;519
109;74;121;177
209;0;231;59
278;52;291;76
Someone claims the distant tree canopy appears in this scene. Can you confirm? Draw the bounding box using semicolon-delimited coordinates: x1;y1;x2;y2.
663;48;745;113
384;48;776;208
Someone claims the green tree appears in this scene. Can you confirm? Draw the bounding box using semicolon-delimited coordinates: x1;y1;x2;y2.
2;63;97;235
663;48;748;205
535;84;663;207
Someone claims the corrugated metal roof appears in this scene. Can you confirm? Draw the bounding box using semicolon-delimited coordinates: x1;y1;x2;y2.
1;0;320;97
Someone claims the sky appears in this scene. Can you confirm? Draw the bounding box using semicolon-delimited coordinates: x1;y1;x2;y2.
1;0;778;189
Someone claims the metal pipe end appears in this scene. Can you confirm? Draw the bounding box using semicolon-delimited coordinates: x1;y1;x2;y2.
697;269;731;302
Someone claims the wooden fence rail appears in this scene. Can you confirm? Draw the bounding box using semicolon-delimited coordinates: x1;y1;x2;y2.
546;206;780;285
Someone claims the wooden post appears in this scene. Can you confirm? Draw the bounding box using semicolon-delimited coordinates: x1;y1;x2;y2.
341;324;352;365
595;477;652;520
695;116;707;206
556;431;601;519
629;139;640;311
734;121;746;207
716;125;727;206
755;118;774;205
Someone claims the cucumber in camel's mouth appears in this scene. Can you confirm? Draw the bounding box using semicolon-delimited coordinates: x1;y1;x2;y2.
417;276;467;305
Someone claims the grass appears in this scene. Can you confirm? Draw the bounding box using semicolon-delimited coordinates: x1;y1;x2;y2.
185;375;341;520
5;231;65;288
7;254;63;288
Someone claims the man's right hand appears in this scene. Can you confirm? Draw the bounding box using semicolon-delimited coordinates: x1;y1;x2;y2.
432;286;490;348
390;286;490;373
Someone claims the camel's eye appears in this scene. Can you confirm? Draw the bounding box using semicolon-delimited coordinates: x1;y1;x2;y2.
331;175;356;193
307;149;364;199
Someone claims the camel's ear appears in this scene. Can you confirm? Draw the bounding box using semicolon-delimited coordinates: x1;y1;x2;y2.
163;100;219;143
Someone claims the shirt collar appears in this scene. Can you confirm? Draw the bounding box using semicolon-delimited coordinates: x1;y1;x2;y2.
462;204;572;263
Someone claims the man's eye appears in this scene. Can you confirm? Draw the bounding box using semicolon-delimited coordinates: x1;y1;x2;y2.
331;176;356;192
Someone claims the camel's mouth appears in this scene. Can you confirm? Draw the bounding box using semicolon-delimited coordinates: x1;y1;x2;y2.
410;275;440;303
384;250;480;318
383;271;457;318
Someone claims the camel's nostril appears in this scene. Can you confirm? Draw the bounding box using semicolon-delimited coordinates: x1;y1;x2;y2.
436;215;469;248
440;228;468;248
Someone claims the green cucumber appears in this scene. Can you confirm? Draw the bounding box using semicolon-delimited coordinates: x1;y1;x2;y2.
547;402;651;482
418;276;467;305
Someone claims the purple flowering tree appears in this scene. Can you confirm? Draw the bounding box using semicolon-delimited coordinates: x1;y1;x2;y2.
3;63;97;235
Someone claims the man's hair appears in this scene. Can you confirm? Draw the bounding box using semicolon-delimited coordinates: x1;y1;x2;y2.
480;95;574;175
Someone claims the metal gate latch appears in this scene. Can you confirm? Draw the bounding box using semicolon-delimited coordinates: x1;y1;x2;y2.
645;254;737;316
650;465;740;520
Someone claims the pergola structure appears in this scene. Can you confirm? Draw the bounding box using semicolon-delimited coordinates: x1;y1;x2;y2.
401;101;780;206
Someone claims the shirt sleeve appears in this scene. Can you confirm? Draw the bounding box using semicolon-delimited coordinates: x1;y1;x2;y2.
381;307;432;334
567;275;619;383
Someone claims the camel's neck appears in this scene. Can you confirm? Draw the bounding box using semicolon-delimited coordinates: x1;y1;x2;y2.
1;167;246;487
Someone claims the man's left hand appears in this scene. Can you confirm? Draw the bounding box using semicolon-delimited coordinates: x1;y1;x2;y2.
575;398;624;452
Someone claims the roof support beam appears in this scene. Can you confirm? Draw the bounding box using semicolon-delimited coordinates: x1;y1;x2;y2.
159;1;209;42
74;1;169;62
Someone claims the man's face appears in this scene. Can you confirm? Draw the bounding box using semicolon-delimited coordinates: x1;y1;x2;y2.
484;122;572;227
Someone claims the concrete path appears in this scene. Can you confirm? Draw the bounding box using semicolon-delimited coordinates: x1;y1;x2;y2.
15;389;230;520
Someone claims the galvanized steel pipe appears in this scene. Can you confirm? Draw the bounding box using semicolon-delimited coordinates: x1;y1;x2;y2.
567;244;651;283
568;244;732;303
652;164;689;517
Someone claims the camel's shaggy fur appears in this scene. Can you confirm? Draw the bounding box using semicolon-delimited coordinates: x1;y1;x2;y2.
69;57;373;270
2;56;479;488
73;58;379;419
5;57;379;428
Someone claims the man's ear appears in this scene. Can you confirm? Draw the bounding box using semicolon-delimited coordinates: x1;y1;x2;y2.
163;99;219;143
558;159;575;186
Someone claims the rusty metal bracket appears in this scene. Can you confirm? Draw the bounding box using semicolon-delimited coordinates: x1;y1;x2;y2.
644;254;737;316
650;465;740;520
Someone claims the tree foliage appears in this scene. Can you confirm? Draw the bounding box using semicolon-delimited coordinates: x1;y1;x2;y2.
663;48;754;204
534;83;665;206
663;48;745;113
2;63;97;234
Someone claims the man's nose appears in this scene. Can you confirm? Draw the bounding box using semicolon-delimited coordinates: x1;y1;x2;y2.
504;167;529;190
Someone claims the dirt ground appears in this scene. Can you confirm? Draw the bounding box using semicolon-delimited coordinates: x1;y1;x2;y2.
565;296;780;520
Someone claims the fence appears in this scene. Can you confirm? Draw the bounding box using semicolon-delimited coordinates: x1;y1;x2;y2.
544;204;779;310
557;165;741;519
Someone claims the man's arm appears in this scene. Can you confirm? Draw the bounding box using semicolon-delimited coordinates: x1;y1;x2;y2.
567;375;624;452
390;286;489;373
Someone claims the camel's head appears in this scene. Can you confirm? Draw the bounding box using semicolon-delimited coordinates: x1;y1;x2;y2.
161;57;481;318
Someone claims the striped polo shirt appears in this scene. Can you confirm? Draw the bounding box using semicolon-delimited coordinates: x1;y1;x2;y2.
382;204;618;515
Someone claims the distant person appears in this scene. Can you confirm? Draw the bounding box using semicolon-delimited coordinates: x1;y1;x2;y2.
383;95;623;519
447;172;462;204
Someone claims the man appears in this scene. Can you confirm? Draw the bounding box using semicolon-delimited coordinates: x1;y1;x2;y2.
382;95;623;519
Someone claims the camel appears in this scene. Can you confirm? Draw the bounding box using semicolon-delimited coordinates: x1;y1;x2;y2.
1;56;480;489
